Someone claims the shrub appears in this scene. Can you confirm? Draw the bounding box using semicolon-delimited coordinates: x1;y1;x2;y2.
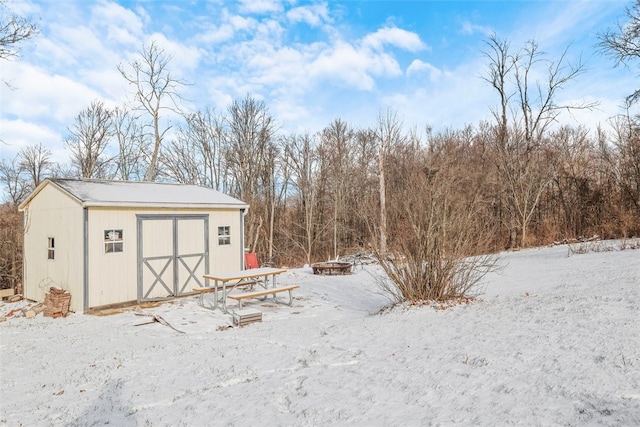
375;146;498;304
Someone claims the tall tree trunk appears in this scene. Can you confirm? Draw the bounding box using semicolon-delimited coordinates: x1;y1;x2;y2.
379;148;388;254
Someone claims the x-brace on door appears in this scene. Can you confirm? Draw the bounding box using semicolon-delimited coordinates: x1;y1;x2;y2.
137;215;209;302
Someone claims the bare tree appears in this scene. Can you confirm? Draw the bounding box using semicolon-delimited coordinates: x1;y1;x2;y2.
112;106;147;181
65;100;114;179
263;138;290;264
188;107;229;192
0;156;28;204
283;132;320;264
483;36;513;147
18;142;51;188
0;0;38;61
483;34;595;247
48;162;76;179
352;128;379;245
516;40;593;143
375;109;404;255
599;0;640;104
547;125;602;238
226;95;277;199
607;111;640;219
160;132;207;185
320;119;355;259
226;94;278;254
161;108;229;190
118;41;186;181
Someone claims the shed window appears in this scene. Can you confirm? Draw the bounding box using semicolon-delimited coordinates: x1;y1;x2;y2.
218;226;231;245
47;237;55;260
104;229;123;253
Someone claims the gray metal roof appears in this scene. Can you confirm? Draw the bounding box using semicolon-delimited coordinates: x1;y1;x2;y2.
38;178;248;209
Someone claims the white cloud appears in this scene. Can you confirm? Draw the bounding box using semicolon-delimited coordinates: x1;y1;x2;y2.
229;14;255;31
0;118;66;163
196;11;256;44
199;24;236;44
244;44;308;90
287;3;331;27
460;20;492;36
302;28;426;90
1;62;103;124
271;97;312;127
4;0;40;15
407;60;446;81
83;68;130;105
91;0;145;46
309;41;395;90
208;20;427;99
362;27;426;52
255;17;286;40
379;58;497;131
145;33;202;75
237;0;283;14
31;24;106;69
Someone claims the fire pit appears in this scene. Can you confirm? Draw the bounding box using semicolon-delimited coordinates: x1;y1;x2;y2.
311;261;352;275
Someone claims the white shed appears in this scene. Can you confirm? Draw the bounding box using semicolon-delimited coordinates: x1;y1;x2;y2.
18;178;249;313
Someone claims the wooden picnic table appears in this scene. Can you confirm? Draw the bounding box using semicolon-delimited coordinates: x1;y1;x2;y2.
200;267;288;314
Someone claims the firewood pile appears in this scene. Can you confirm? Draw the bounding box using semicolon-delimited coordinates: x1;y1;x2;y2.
44;287;71;318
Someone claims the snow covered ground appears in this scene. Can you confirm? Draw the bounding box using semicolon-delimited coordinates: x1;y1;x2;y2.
1;243;639;426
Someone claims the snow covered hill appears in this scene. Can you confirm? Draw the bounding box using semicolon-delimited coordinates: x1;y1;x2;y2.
1;243;639;426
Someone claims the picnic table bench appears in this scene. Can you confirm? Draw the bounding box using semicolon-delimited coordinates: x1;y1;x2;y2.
199;267;289;314
227;285;299;310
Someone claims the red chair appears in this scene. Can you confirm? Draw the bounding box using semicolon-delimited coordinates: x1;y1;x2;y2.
244;252;259;269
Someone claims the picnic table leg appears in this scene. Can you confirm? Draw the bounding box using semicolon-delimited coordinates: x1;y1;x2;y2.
221;281;229;314
273;276;280;301
270;274;277;301
212;280;219;310
254;274;269;302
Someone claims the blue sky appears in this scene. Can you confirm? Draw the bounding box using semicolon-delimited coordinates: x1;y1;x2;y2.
0;0;636;164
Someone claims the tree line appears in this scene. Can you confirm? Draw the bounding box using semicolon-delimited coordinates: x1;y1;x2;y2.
1;2;640;294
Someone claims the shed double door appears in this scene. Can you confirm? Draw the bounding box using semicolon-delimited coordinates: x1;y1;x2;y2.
137;215;209;302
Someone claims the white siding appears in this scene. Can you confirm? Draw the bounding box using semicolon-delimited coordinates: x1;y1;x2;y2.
86;207;244;309
208;209;245;274
22;184;84;313
86;208;140;307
